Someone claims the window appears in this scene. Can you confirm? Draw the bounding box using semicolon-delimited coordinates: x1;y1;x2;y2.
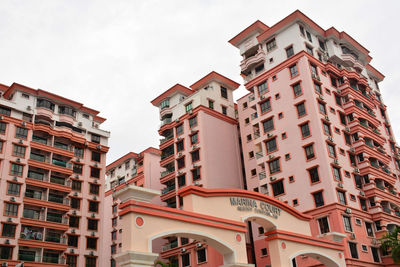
365;222;374;237
68;235;78;247
111;244;117;254
251;169;256;176
69;216;80;228
299;25;305;35
292;83;302;97
263;118;274;133
178;175;186;187
337;190;347;205
343;216;353;232
220;86;228;99
86;256;97;267
90;167;100;178
327;143;336;158
91;134;100;144
4;203;18;216
255;64;264;74
7;182;20;195
296;102;306;117
176;140;184;152
286;46;294;58
0;122;6;134
266;38;276;52
335;94;342;106
37;99;55;111
74;147;84;158
89;201;99;213
304;144;315;160
371;247;380;263
268;158;280;174
221;106;227;115
160;99;169;109
271;180;284;196
300;123;310;138
88;219;98;231
13;145;26;157
91;151;101;162
15;127;28;139
257;81;268;96
306;31;312;42
313;191;324;207
333;166;342;181
0;246;12;260
318;217;330;234
90;184;100;195
87;237;97;249
260;99;271;114
72;180;82;191
111;231;117;241
306;45;313;55
261;248;268;256
175;124;183;136
181;253;190;267
185;102;193;113
289;64;298;77
319;39;326;50
192;167;201;181
191;150;200;163
189;116;197;128
112;217;117;226
10;163;23;176
70;198;81;209
266;138;277;153
208;100;214;109
177;157;185;169
323;122;331;135
314;82;322;94
73;164;83;174
318;101;326;114
1;223;16;237
348;242;359;259
190;133;198;145
258;227;265;235
197;248;207;263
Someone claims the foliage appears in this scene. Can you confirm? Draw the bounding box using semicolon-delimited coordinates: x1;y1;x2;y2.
380;226;400;264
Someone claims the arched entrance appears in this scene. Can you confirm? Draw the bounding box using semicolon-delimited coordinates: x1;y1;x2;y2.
290;251;340;267
114;185;346;267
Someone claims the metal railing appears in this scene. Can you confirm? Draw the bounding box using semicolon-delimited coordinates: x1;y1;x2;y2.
162;185;176;195
161;169;175;178
160;134;174;145
48;195;69;205
162;241;178;251
51;159;72;169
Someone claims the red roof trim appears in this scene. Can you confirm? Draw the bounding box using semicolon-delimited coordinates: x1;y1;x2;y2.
366;64;385;81
106;152;138;172
228;20;269;47
190;71;240;91
151;84;193;106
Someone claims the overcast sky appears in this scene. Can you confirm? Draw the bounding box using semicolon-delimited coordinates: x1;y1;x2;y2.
0;0;399;164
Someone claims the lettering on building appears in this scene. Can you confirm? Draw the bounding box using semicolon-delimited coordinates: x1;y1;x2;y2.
230;197;281;219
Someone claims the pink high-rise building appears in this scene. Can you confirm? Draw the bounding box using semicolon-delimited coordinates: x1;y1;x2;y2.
0;82;110;267
151;72;245;266
102;148;163;267
231;10;398;266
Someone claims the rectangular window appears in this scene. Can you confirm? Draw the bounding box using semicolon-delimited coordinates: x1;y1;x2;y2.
160;99;169;109
221;106;227;115
266;38;276;52
69;216;80;228
306;31;312;42
289;64;298;77
323;122;331;135
314;82;322;94
306;45;313;55
299;25;305;36
365;221;374;237
300;123;310;138
16;127;28;139
348;242;358;259
313;191;324;207
72;180;82;191
185;102;193;113
73;164;83;174
181;253;190;267
88;219;98;231
90;184;100;195
335;94;342;106
192;167;201;181
197;248;207;264
260;99;271;114
343;216;353;232
176;124;183;136
10;163;23;176
74;147;84;158
13;145;26;157
190;133;198;145
304;144;315;160
333;166;342;181
271;180;284;196
176;140;184;152
91;151;101;162
263;118;274;133
191;150;200;163
86;237;97;249
257;81;268;96
296;102;306;117
292;83;302;97
318;102;326;114
90;167;100;178
177;157;185;169
68;235;78;247
89;201;99;213
318;217;330;234
86;257;96;267
4;203;18;217
91;134;100;144
0;122;6;134
286;46;294;58
337;190;347;205
178;175;186;187
220;86;228;99
0;246;12;259
70;198;81;209
371;247;380;263
208;100;214;109
319;39;326;50
189;116;197;128
309;167;320;183
268;158;280;174
266;138;277;153
328;144;336;158
7;182;21;195
1;223;16;237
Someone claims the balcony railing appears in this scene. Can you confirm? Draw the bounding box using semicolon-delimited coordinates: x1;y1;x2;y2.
256;151;263;159
53;142;73;151
32;135;49;145
20;231;43;241
160;134;174;145
162;241;178;251
382;207;391;214
161;169;175;178
259;171;266;180
161;118;172;127
47;214;68;224
48;195;69;205
45;235;66;244
30;153;49;163
161;185;176;195
19;254;41;262
25;191;46;201
251;112;258;120
50;176;71;186
51;159;72;169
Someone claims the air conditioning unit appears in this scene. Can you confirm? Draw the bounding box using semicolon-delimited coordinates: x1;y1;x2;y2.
16;158;21;162
91;213;96;218
72;210;77;215
188;110;193;114
91;232;96;237
178;152;182;157
177;136;182;141
337;182;344;188
89;251;95;256
260;95;265;100
70;249;75;253
267;133;273;138
345;127;350;132
349;147;355;152
270;177;276;181
328;136;334;142
2;262;8;266
10;197;15;202
7;218;12;223
359;191;365;196
18;139;23;144
78;122;83;126
177;171;183;175
181;248;187;253
94;163;98;167
354;168;360;173
97;145;102;149
4;239;9;245
0;116;3;120
175;119;180;123
196;243;202;248
191;130;196;134
192;145;197;150
345;208;352;214
21;121;26;126
324;116;330;121
76;158;80;162
319;94;324;100
13;177;17;181
371;238;378;245
194;181;200;186
350;233;356;240
193;163;198;168
334;159;339;165
93;196;97;200
94;179;98;184
26;106;32;111
269;155;275;159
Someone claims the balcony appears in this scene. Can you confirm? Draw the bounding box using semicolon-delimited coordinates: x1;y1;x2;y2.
161;169;175;178
160;134;174;145
30;153;49;163
45;234;66;244
160;118;172;128
343;101;380;127
53;141;73;152
348;120;386;144
162;185;176;195
240;49;266;74
51;158;72;169
162;240;178;252
338;83;375;108
47;213;68;225
48;194;69;205
251;112;258;120
259;171;266;180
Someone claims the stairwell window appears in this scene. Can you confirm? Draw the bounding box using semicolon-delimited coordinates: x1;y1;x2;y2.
185;102;193;113
260;99;271;114
306;45;313;56
189;116;197;128
300;123;311;138
333;166;342;181
312;191;324;207
257;81;268;96
286;46;294;58
296;102;306;117
271;179;284;196
265;138;277;153
348;242;358;259
263;117;274;133
10;163;23;176
266;38;276;52
192;167;201;181
268;158;280;174
337;190;347;205
197;248;207;264
308;167;320;183
220;86;228;99
289;64;298;77
16;127;28;139
304;144;315;160
292;82;302;97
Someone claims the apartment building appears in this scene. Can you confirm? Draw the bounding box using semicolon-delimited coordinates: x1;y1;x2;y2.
102;148;163;267
0;82;109;266
151;72;245;266
231;10;397;266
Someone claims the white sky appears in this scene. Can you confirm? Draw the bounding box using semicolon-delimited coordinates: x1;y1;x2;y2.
0;0;399;164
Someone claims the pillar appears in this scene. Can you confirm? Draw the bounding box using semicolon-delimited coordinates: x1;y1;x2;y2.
114;251;159;267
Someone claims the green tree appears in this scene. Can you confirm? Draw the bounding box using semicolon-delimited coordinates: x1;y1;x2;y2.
380;226;400;264
154;260;178;267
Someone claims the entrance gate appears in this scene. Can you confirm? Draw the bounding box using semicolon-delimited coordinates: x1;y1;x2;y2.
114;185;346;267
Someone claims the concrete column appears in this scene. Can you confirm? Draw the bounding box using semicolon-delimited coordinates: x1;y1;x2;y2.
268;239;291;267
114;251;159;267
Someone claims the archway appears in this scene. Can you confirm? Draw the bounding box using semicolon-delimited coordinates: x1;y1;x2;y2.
290;250;340;267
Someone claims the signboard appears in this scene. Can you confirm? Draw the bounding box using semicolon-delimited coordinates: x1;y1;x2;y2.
230;197;281;219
